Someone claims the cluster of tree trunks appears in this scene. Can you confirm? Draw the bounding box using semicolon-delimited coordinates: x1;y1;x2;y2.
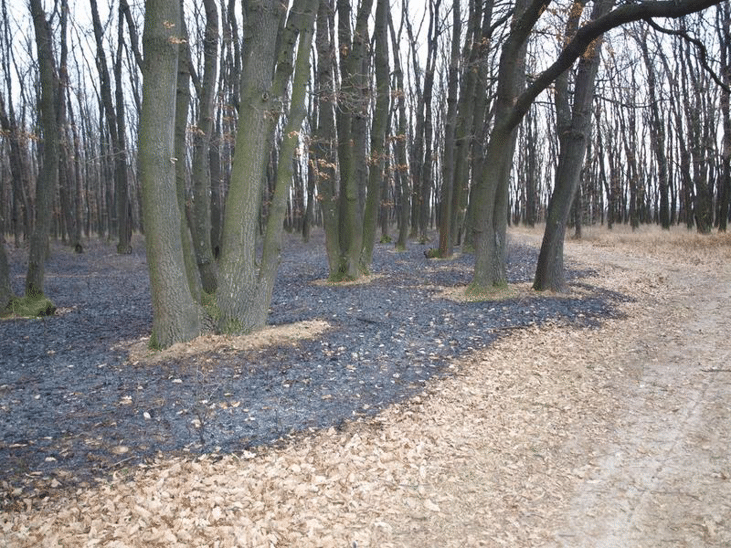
1;0;729;346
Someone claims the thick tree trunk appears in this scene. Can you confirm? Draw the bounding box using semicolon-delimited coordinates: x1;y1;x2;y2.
217;0;315;332
462;2;498;250
218;0;284;332
334;0;374;280
26;0;59;298
471;0;535;290
534;0;612;292
139;0;201;348
174;15;203;304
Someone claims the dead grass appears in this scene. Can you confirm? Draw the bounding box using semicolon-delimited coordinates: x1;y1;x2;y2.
310;273;385;286
121;319;331;367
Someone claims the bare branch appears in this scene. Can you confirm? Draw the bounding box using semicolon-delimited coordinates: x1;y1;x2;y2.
644;17;731;94
506;0;726;130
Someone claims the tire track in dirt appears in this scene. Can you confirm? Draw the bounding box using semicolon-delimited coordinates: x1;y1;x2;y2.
553;243;731;547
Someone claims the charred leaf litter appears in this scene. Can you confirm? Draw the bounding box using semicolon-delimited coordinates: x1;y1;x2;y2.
0;235;628;503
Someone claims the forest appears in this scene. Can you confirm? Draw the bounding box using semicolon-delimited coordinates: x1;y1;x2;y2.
0;0;729;349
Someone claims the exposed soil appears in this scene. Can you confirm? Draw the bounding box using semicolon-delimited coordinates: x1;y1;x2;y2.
1;225;729;547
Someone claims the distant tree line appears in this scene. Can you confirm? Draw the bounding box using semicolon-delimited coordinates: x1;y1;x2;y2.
0;0;728;345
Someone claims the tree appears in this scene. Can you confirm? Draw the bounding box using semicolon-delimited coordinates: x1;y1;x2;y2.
719;2;731;231
469;0;726;292
90;0;132;254
174;4;204;304
410;0;440;243
26;0;59;298
138;0;202;348
437;0;461;258
388;3;411;252
360;0;391;269
0;241;11;312
256;0;318;317
311;0;341;274
0;92;31;248
533;0;614;293
216;0;318;333
330;0;375;279
189;0;220;293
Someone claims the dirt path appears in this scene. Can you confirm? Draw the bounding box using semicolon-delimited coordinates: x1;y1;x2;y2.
552;232;731;547
2;226;729;547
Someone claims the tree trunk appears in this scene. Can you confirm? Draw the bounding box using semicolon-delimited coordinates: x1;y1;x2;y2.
90;0;131;254
471;0;535;290
217;0;288;331
437;0;461;258
0;94;31;247
360;0;390;270
26;0;59;298
719;2;731;231
139;0;201;348
534;0;613;292
217;0;314;332
190;0;220;293
256;0;317;319
174;10;203;304
0;242;11;312
470;0;724;291
388;8;410;252
312;0;340;275
638;31;670;229
334;0;374;280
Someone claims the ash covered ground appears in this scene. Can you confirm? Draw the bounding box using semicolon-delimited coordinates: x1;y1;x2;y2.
0;233;626;503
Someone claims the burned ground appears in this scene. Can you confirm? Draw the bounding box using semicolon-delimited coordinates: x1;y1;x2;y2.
0;233;621;506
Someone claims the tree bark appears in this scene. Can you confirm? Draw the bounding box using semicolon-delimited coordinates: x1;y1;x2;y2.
217;0;314;333
0;93;30;247
719;2;731;231
334;0;374;279
0;242;11;312
312;0;341;275
139;0;201;348
90;0;131;254
471;0;536;290
638;29;671;229
26;0;59;298
437;0;461;258
256;0;318;321
534;0;613;292
174;8;203;304
190;0;220;293
389;8;410;252
360;0;390;269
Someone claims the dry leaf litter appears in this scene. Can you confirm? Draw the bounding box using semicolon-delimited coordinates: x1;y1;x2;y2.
2;225;730;547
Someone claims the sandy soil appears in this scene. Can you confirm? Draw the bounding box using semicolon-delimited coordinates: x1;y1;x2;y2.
2;224;730;547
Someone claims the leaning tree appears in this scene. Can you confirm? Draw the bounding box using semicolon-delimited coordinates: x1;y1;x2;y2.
469;0;727;294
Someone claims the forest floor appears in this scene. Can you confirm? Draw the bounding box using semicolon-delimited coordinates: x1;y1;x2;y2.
1;224;730;547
